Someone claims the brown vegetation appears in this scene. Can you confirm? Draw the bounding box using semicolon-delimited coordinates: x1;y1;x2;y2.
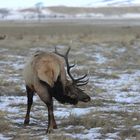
0;18;140;139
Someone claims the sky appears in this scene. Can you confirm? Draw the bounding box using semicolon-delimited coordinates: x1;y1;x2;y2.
0;0;96;8
0;0;140;9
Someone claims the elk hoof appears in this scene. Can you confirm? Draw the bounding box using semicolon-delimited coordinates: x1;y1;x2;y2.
53;125;57;129
24;119;29;125
46;128;53;134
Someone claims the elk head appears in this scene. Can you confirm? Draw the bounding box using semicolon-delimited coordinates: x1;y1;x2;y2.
55;47;91;103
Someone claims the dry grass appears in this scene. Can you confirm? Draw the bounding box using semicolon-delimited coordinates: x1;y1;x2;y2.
119;128;138;140
0;19;139;44
69;110;140;137
61;112;117;131
48;6;140;15
0;111;10;133
48;134;79;140
0;19;140;139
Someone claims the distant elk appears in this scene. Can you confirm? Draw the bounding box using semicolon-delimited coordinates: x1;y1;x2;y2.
23;47;90;133
0;34;6;40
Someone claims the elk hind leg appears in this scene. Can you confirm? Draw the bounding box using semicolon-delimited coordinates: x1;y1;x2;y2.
46;98;57;133
24;85;34;125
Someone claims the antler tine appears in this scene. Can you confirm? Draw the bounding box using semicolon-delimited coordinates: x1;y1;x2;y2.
64;48;76;82
65;47;71;57
75;74;88;82
73;73;89;85
55;46;70;58
75;74;89;86
54;46;89;86
76;78;89;84
55;46;64;57
55;46;75;81
76;79;89;86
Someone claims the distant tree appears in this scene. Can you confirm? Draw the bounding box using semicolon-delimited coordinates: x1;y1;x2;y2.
0;8;10;19
35;2;44;21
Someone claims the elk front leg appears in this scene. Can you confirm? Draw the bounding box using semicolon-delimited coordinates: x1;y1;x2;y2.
24;85;34;125
46;98;57;133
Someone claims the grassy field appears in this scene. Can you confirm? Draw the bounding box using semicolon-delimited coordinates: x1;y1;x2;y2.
47;6;140;15
0;19;140;140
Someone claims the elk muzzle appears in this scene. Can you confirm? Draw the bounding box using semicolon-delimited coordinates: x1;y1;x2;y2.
65;84;91;103
77;89;91;102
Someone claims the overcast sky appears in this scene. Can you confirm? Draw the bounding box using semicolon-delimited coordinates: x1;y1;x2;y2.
0;0;140;9
0;0;96;8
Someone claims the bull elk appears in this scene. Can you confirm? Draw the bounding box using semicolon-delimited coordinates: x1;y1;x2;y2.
23;47;90;133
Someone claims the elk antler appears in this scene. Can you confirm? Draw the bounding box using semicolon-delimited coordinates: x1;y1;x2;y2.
55;46;89;86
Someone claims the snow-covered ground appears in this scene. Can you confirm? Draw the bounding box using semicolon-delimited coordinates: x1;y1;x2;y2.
1;0;140;20
1;9;140;20
0;40;140;139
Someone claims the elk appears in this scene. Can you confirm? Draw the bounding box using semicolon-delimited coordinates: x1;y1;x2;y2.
0;34;6;40
23;47;90;133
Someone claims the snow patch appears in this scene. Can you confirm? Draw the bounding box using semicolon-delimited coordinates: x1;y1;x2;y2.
72;128;101;139
0;134;11;140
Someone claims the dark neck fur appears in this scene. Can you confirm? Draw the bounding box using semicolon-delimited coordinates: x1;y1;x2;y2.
40;76;78;105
